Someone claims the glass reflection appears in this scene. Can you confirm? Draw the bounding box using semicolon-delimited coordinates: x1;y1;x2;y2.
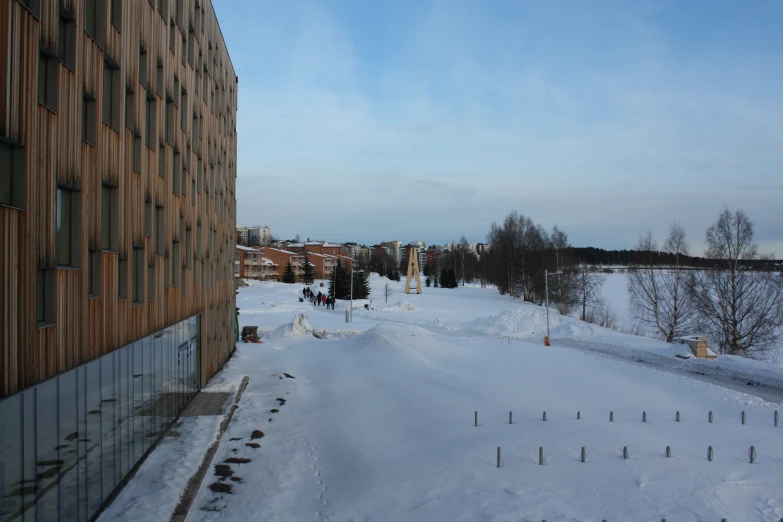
0;314;201;522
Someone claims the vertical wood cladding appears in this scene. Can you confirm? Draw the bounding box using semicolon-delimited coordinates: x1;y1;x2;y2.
0;0;238;397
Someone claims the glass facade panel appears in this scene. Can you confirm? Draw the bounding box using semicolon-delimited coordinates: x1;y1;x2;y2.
84;359;102;515
133;340;146;460
0;314;202;522
0;395;22;521
58;370;79;521
100;352;116;500
35;378;59;522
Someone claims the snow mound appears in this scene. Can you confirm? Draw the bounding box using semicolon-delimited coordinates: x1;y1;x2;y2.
265;313;313;339
355;323;433;349
454;307;566;339
385;300;416;311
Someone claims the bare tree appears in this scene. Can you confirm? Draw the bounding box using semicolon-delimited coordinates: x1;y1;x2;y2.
549;225;578;314
383;282;394;303
628;223;697;342
458;234;470;286
576;264;604;321
688;209;783;360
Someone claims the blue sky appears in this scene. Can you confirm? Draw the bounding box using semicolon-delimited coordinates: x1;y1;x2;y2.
215;0;783;255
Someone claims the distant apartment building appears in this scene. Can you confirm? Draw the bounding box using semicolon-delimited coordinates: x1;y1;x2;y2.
287;239;349;257
259;248;305;281
0;1;238;520
235;246;279;281
237;225;271;246
381;241;402;263
371;244;393;260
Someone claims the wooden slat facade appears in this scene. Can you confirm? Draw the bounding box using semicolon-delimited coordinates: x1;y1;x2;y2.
0;0;238;398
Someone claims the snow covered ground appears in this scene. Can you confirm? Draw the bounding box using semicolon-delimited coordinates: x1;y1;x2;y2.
108;275;783;521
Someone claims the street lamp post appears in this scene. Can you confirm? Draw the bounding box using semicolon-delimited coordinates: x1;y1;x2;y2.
544;269;563;346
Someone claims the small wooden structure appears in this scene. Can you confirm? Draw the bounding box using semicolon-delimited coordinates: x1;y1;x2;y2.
675;336;716;359
404;248;422;294
241;326;261;343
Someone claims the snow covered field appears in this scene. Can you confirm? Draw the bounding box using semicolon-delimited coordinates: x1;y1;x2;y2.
107;276;783;521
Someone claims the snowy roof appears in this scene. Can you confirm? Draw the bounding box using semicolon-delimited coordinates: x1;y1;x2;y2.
263;247;300;256
261;258;278;266
236;245;256;252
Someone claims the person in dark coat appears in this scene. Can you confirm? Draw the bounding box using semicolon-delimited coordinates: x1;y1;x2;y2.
316;291;322;306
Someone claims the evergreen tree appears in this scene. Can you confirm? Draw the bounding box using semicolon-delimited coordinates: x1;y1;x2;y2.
447;268;458;288
351;270;371;299
329;260;351;299
302;252;315;285
282;260;296;284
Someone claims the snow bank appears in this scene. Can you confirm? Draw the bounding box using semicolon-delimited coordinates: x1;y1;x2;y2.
382;300;417;311
355;323;434;350
264;313;313;339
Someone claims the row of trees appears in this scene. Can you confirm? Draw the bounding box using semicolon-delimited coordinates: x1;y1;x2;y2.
481;209;782;361
627;210;782;360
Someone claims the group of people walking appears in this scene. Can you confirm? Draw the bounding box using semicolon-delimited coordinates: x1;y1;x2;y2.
303;287;336;310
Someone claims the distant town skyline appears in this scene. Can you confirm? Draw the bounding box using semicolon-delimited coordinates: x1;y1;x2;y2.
217;0;783;256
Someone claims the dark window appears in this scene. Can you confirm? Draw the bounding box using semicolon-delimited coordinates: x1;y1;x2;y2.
88;250;101;297
169;19;177;52
56;187;75;266
36;268;56;326
133;133;142;173
145;90;156;149
165;94;175;144
156;59;164;97
148;264;155;301
132;247;144;304
172;149;181;195
139;45;148;87
58;9;77;70
155;206;165;256
84;0;106;47
20;0;41;18
186;228;192;268
180;89;188;130
38;48;58;111
172;243;180;286
102;59;121;130
144;199;152;236
0;138;26;209
158;142;167;177
101;184;118;251
125;85;135;129
158;0;169;18
118;257;128;299
110;0;122;29
82;92;97;145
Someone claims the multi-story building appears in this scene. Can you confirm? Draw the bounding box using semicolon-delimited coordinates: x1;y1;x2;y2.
287;239;349;257
244;225;270;246
259;248;305;281
381;240;402;264
235;246;279;281
0;1;237;520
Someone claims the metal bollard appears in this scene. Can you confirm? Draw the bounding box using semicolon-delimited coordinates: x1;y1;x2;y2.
708;446;713;462
509;411;512;424
709;410;713;423
623;446;628;459
675;411;680;422
665;446;671;458
474;411;478;427
542;411;546;421
577;411;580;420
774;410;779;427
581;446;586;463
610;411;614;422
642;411;647;423
749;445;756;464
741;410;746;425
496;447;501;468
538;447;544;465
345;308;349;322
